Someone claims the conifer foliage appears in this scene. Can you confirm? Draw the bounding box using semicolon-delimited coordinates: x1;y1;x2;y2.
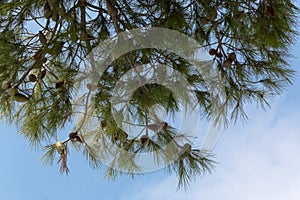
0;0;298;189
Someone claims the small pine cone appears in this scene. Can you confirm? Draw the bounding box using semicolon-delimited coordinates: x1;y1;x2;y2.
69;132;83;143
100;120;107;129
55;79;65;89
1;81;11;90
14;93;30;103
69;132;78;139
44;2;52;19
229;52;237;62
209;48;217;56
29;74;37;82
38;68;47;80
7;87;18;96
51;10;59;22
33;49;43;61
55;142;66;156
224;59;232;68
140;135;149;145
210;6;217;21
38;31;47;45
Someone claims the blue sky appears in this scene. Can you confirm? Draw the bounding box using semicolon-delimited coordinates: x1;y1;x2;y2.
1;50;299;200
1;17;300;200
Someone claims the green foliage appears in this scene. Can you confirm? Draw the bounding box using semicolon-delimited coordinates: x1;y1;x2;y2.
0;0;298;189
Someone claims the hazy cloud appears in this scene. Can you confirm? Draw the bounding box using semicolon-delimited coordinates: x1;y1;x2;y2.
126;99;300;200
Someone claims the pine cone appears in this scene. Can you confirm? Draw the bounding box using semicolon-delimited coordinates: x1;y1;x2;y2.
55;142;66;156
14;93;30;102
69;132;83;143
38;68;47;80
140;135;149;145
7;87;18;96
38;31;47;45
51;10;59;22
209;48;217;56
44;2;52;19
55;79;65;89
1;81;11;90
29;74;37;82
229;52;237;61
224;59;232;68
210;6;217;21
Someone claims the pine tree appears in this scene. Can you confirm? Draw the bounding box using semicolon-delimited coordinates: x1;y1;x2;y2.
0;0;298;189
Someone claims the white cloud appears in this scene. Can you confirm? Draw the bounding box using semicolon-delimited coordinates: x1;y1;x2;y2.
126;98;300;200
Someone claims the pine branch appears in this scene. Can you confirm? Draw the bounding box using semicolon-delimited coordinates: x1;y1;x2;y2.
0;0;299;190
